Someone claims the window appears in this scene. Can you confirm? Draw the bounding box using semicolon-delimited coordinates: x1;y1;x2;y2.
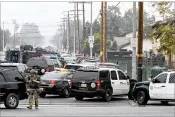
67;74;73;80
0;74;5;82
155;73;167;83
6;70;24;82
169;73;175;83
111;71;117;80
99;70;110;80
73;71;98;81
118;71;126;80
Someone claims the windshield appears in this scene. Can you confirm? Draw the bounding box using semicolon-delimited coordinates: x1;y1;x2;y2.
64;65;82;70
0;66;18;70
27;58;48;68
99;64;118;69
41;72;68;80
73;70;98;81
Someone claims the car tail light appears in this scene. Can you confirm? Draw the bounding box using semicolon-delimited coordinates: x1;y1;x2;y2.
50;80;56;85
46;68;50;72
69;80;72;88
97;80;101;89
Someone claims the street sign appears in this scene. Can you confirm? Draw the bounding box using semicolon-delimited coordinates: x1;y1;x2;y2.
89;43;93;48
88;36;94;44
131;38;137;47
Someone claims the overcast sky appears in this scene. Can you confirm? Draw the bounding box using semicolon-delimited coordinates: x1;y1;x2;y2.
1;2;162;46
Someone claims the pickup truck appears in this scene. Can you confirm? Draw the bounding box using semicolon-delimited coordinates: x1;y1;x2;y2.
0;69;28;109
132;71;175;105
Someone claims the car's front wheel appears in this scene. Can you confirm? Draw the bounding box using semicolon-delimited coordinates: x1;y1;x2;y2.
75;96;84;100
4;93;19;109
102;89;112;102
136;90;148;105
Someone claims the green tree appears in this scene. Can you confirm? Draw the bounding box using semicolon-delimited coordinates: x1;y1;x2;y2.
151;2;175;67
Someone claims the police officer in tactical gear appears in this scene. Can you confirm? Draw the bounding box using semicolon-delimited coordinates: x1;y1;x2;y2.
27;70;41;109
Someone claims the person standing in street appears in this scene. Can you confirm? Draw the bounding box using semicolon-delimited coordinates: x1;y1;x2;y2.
27;70;41;109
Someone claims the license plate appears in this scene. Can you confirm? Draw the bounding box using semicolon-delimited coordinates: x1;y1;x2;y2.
42;81;46;84
81;84;87;87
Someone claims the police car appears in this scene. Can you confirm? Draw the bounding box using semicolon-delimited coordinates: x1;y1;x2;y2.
71;66;136;102
132;70;175;105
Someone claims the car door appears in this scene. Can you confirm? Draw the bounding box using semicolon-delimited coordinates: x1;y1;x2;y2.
0;73;7;98
117;70;130;95
110;70;118;95
166;73;175;100
149;73;168;99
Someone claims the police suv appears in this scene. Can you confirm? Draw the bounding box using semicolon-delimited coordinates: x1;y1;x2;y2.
132;70;175;105
70;67;136;102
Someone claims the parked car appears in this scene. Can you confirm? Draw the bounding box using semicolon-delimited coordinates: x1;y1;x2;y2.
132;70;175;105
71;67;136;102
0;63;27;73
39;71;73;98
26;57;55;75
0;69;28;109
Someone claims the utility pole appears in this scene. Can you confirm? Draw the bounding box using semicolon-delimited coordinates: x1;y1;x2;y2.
132;2;137;80
103;2;107;62
82;3;85;40
74;3;77;54
2;22;4;52
90;2;93;59
100;2;104;62
76;3;80;54
137;2;144;82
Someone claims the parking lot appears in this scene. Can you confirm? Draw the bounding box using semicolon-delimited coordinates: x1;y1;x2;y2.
1;96;175;117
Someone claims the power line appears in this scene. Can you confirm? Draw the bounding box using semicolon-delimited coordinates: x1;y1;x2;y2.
108;2;120;12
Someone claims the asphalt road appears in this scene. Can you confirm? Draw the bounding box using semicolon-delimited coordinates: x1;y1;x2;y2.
0;95;175;117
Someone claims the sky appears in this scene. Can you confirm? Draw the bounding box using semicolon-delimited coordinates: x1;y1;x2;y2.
0;1;162;47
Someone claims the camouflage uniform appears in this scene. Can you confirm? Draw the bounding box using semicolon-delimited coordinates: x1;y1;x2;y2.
27;71;41;109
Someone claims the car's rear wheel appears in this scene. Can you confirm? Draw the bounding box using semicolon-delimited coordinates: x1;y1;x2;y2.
39;92;46;98
75;96;84;100
60;88;70;98
136;90;148;105
102;89;112;102
161;101;169;105
4;93;19;109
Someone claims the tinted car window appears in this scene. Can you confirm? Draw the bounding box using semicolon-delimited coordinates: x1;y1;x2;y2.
6;70;24;82
111;71;117;80
169;73;175;83
99;70;110;80
155;73;167;83
0;74;5;82
27;58;48;68
118;71;126;80
64;65;82;70
0;66;18;71
66;74;73;80
73;70;98;80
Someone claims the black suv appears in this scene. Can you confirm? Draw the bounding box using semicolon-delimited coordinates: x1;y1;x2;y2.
0;69;28;109
71;67;113;101
26;57;55;75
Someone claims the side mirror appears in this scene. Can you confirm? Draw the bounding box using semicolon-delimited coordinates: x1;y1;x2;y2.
151;79;156;83
126;76;130;79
